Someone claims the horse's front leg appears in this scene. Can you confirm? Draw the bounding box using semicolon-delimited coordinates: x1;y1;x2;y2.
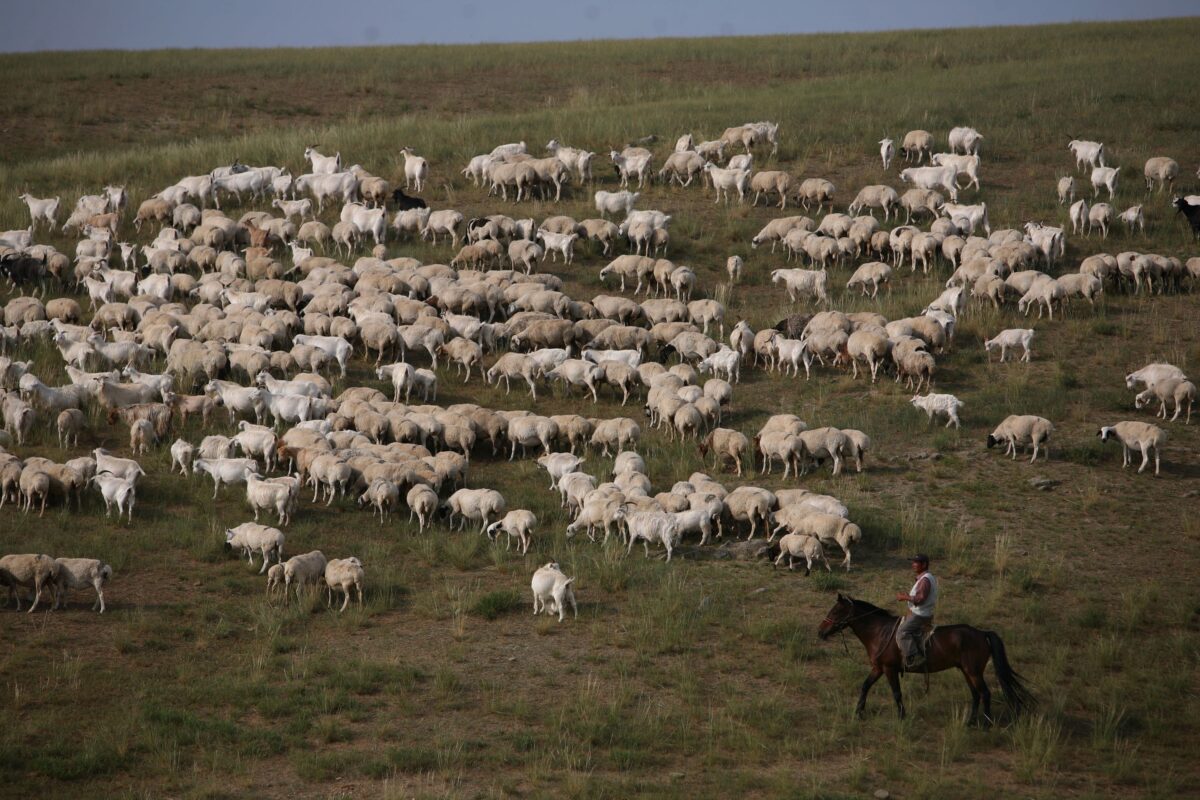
856;667;883;719
885;668;905;719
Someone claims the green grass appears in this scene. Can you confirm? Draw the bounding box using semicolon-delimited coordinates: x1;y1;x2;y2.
2;17;1199;800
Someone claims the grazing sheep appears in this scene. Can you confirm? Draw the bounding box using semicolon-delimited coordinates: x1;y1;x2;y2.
225;522;285;573
986;415;1054;463
910;393;963;428
407;484;438;533
442;488;506;534
129;418;156;455
324;557;365;612
1125;363;1187;391
848;185;900;219
901;130;934;164
1135;379;1194;424
485;509;537;554
531;562;577;622
0;553;61;613
1098;421;1167;475
1118;205;1145;234
984;329;1035;363
1143;157;1178;193
282;550;327;604
625;511;682;561
52;558;113;613
773;510;863;570
773;533;830;575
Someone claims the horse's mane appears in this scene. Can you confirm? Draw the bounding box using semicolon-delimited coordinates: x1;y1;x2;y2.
847;596;896;620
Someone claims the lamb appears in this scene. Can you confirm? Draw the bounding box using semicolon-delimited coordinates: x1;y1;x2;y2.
984;328;1035;363
771;268;829;304
322;557;365;612
848;185;900;219
531;562;577;622
772;509;863;570
442;488;506;534
1098;421;1167;475
283;550;328;604
911;393;963;428
485;509;537;554
1135;378;1195;424
1091;166;1120;199
52;558;112;613
773;533;830;575
987;415;1054;462
1143;157;1178;193
90;473;136;520
225;522;285;573
0;554;60;613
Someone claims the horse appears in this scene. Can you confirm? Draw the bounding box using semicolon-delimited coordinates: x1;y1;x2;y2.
817;593;1034;725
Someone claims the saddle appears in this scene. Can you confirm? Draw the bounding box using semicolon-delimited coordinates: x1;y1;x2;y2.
892;618;937;656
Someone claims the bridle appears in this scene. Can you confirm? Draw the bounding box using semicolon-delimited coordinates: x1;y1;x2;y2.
821;602;883;655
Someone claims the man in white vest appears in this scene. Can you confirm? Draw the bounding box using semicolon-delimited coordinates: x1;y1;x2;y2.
895;553;937;670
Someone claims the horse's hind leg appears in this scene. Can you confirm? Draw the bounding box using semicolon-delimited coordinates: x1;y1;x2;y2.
856;667;882;719
885;669;905;719
962;668;991;727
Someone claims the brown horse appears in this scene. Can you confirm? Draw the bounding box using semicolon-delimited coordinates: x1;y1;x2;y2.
817;593;1034;725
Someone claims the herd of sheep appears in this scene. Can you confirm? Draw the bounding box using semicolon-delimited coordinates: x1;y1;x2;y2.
0;118;1196;618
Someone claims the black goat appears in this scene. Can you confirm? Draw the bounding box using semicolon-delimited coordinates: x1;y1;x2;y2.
391;188;427;210
774;313;813;339
1174;196;1200;237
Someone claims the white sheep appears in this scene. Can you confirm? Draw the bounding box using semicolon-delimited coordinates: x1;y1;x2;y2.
948;126;983;155
0;553;60;613
1135;378;1195;424
52;557;112;613
90;473;136;520
324;557;365;612
984;328;1035;363
531;562;577;622
225;522;285;573
407;484;438;533
726;255;743;282
1088;202;1114;238
283;550;327;604
1056;176;1076;205
442;488;506;534
485;510;537;554
1098;421;1167;475
1143;156;1178;193
19;194;60;231
879;138;894;170
770;268;829;304
986;415;1054;463
848;184;901;219
594;190;639;218
773;533;830;575
703;164;751;204
400;147;429;192
1118;205;1145;234
1125;363;1186;392
1068;140;1105;171
1091;166;1120;199
625;511;681;561
900;167;959;203
910;393;963;428
1069;198;1089;235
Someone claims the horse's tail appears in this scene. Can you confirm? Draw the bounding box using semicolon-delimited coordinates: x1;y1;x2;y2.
985;630;1036;716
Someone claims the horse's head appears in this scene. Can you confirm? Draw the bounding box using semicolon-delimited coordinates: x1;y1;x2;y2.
817;593;856;640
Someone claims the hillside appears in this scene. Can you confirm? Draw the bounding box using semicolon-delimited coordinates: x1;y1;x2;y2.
1;19;1199;800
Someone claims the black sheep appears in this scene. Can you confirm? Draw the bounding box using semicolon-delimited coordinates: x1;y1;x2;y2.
1175;196;1200;237
391;188;427;210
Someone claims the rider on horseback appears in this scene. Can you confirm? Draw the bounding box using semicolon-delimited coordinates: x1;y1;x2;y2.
895;554;937;670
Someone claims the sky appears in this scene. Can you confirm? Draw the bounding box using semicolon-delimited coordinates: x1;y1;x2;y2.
1;0;1196;52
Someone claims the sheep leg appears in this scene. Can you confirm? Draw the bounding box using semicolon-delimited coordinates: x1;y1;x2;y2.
1138;445;1150;474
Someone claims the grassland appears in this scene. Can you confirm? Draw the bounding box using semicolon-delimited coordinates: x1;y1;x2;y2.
1;18;1199;800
